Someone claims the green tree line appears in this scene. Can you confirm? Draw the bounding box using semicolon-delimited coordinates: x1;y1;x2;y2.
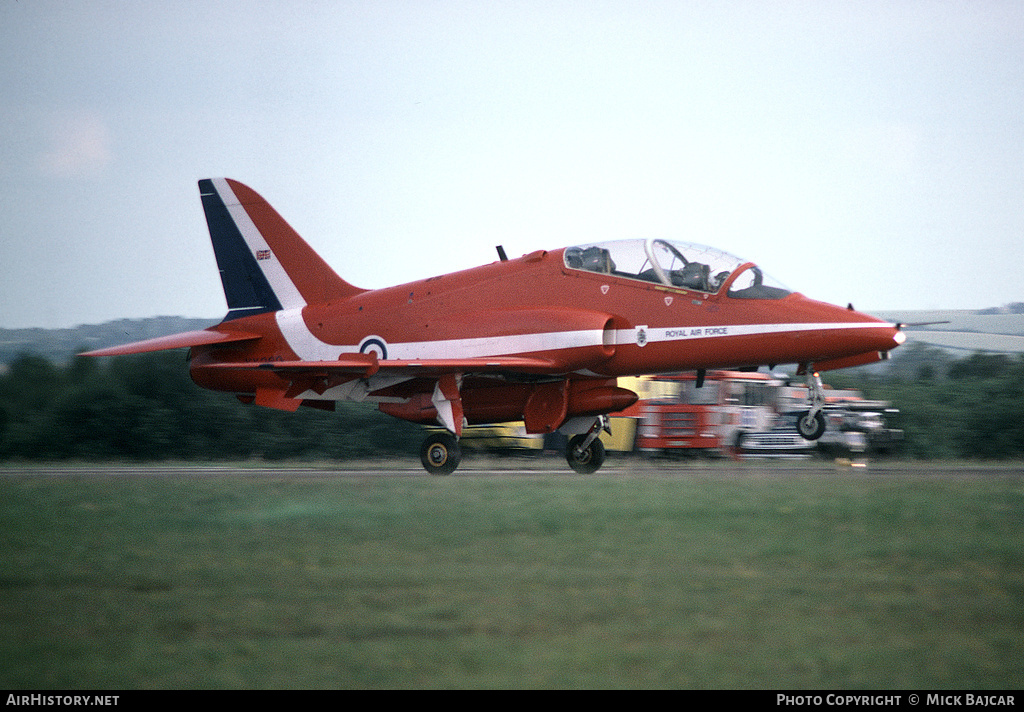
827;345;1024;459
1;346;1022;461
0;351;423;461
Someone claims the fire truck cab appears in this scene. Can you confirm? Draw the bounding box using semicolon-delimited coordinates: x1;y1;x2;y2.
621;371;782;455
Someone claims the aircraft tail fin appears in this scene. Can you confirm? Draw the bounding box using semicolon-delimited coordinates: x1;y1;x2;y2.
198;178;364;321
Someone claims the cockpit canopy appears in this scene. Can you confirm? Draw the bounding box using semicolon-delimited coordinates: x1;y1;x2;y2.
563;239;791;300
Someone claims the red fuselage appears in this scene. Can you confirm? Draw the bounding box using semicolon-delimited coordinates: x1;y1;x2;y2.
188;245;900;429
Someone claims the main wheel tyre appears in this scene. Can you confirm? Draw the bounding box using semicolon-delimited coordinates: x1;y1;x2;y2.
797;410;827;440
420;433;461;475
566;434;606;474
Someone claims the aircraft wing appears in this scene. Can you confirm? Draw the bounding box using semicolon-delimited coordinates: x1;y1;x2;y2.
198;354;564;412
201;354;560;378
80;329;263;357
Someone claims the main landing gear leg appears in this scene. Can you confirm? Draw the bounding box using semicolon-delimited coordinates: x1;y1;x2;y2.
566;415;610;474
797;367;827;440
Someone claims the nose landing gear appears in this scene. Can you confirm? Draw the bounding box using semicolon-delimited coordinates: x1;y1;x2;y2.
796;367;827;440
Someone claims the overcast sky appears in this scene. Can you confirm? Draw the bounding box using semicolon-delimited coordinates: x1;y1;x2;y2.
2;1;1022;329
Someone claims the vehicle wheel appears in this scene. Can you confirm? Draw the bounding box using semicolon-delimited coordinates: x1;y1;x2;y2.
566;434;605;474
797;410;827;440
420;432;461;475
730;430;746;460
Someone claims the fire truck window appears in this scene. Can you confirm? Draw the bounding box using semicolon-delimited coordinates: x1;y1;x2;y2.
738;382;770;406
643;380;683;403
685;382;719;405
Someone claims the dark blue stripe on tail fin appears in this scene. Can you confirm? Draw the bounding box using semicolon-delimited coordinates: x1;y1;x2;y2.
199;179;283;321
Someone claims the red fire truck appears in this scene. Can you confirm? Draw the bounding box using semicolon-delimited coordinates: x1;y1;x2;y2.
617;371;782;455
612;371;902;458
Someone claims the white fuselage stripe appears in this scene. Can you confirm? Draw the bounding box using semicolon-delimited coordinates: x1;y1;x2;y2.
275;310;894;363
615;321;895;345
276;308;608;361
211;178;306;311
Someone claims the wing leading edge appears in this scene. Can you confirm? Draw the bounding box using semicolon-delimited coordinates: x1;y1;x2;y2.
80;329;262;357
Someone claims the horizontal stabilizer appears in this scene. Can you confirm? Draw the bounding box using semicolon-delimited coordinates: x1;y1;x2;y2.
79;329;262;357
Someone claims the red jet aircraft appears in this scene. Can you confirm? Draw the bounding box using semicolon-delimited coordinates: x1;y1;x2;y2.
83;178;905;473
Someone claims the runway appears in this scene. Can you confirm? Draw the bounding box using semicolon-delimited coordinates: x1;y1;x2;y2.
3;459;1022;479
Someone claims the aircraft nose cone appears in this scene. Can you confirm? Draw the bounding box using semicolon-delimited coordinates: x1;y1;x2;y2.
840;304;905;353
866;321;904;353
811;316;906;371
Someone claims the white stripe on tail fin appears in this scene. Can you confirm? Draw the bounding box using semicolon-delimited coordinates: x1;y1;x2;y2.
199;178;364;320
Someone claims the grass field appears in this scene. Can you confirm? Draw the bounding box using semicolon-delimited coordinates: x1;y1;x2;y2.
1;460;1023;689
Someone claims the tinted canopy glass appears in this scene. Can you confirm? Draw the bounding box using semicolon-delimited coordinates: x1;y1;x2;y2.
564;239;791;299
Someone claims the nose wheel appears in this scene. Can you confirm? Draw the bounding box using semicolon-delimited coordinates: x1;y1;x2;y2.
797;410;827;440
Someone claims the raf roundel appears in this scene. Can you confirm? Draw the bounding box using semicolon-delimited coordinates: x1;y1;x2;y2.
358;336;388;361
